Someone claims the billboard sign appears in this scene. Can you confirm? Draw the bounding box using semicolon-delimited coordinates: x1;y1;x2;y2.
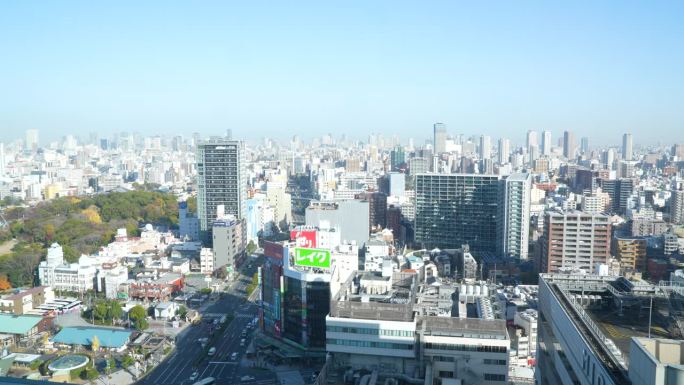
291;230;317;248
293;247;331;268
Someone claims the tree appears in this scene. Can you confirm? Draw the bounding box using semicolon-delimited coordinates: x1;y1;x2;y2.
81;205;102;224
129;305;149;331
93;302;108;323
43;223;56;242
177;305;188;319
0;275;11;291
82;367;99;380
246;240;257;255
121;354;134;368
108;301;123;323
91;335;100;351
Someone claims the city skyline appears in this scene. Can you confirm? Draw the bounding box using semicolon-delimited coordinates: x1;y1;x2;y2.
1;1;682;144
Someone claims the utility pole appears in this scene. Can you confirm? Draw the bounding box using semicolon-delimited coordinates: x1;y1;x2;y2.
648;296;653;339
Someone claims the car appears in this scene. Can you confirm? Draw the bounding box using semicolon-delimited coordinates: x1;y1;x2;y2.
230;352;238;361
240;338;245;346
189;371;199;381
240;375;255;382
208;347;216;356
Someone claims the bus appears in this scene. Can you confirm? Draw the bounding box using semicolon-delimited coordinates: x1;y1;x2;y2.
192;377;215;385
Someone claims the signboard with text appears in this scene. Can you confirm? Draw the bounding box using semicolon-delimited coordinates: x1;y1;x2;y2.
291;230;317;248
293;247;331;268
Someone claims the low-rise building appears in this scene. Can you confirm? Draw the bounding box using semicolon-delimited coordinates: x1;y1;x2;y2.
0;287;54;315
129;273;184;301
0;314;46;346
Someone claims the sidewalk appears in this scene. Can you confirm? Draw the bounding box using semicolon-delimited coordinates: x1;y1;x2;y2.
94;369;136;385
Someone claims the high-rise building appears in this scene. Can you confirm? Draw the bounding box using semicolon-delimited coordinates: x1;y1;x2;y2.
622;133;633;161
415;173;500;251
541;130;552;156
563;130;575;159
498;138;510;164
540;210;611;273
355;191;388;230
178;201;200;241
599;178;634;214
602;149;616;170
390;145;405;171
25;129;39;151
408;157;429;176
580;136;590;154
212;215;247;273
433;123;447;154
479;135;491;160
196;138;247;242
305;200;370;246
526;130;538;154
499;173;532;259
670;189;684;225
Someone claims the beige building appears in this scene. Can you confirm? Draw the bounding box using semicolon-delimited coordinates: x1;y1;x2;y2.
540;211;612;273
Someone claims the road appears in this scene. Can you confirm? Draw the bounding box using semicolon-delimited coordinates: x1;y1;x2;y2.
138;256;275;385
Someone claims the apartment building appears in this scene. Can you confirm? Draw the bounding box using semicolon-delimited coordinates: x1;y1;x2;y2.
540;210;612;273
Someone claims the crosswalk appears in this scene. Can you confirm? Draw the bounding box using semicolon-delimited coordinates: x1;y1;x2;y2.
203;312;254;319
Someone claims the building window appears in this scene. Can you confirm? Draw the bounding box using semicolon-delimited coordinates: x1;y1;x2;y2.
484;359;507;365
484;373;506;381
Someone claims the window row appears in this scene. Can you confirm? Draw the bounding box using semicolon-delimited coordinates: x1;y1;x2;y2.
327;325;414;337
327;338;414;350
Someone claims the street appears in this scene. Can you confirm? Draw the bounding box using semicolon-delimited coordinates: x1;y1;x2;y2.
137;257;275;385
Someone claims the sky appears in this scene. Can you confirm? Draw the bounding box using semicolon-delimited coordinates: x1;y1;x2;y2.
0;1;682;146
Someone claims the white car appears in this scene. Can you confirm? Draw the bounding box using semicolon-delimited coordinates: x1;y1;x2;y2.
230;352;238;361
241;375;255;382
189;371;199;381
208;347;216;356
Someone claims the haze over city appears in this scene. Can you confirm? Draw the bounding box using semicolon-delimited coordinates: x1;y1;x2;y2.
1;1;683;144
3;3;684;385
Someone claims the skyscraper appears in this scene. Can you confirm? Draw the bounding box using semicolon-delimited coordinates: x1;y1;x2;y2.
499;173;532;259
25;129;39;151
498;138;510;164
580;137;589;154
526;130;538;154
390;145;405;171
479;135;491;160
433;123;446;154
622;133;633;161
415;173;500;251
563;130;575;159
196;138;247;242
541;130;552;156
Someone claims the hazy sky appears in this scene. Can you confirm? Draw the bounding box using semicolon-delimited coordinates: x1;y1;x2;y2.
0;1;682;146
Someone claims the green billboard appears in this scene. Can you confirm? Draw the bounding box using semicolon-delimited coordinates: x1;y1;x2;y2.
294;247;331;268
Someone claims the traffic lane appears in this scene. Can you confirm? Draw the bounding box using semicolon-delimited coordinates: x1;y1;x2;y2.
140;322;210;384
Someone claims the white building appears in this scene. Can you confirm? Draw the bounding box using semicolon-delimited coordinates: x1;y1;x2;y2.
200;247;214;274
38;245;98;294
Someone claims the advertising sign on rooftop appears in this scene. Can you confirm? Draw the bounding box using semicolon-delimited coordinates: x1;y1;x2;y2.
293;247;331;269
291;230;317;248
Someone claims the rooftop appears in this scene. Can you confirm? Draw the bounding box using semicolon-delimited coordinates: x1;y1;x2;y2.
540;273;684;384
420;316;508;340
0;314;43;335
53;327;132;348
